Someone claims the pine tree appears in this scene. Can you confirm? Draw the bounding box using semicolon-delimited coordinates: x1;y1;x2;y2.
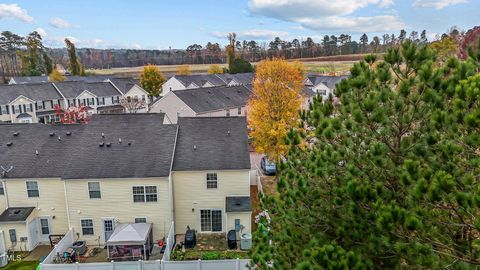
65;38;82;75
251;41;480;269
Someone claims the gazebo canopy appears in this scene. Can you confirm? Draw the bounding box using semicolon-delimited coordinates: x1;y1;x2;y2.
106;223;152;246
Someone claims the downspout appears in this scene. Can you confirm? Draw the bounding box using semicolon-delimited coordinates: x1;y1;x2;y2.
63;180;72;229
1;180;9;209
168;124;179;233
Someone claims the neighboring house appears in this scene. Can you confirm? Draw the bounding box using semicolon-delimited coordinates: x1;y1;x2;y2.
0;79;152;124
0;114;251;251
301;87;317;110
0;83;65;124
53;81;125;114
304;75;347;100
150;85;251;123
8;75;118;85
161;73;254;95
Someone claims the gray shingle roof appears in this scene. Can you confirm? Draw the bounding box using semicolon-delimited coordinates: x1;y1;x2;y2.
0;207;35;223
0;113;176;179
109;78;141;95
0;83;63;105
173;85;251;113
226;196;252;212
174;74;226;88
302;87;316;98
173;117;251;171
306;75;347;89
215;73;253;85
53;81;121;98
10;75;118;84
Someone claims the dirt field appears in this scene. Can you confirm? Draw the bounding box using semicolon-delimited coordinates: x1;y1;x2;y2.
88;57;359;78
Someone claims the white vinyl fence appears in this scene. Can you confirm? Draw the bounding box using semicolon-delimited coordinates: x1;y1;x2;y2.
42;228;74;264
162;221;175;261
0;230;7;267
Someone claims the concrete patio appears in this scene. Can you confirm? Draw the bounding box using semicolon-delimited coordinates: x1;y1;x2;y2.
24;245;53;261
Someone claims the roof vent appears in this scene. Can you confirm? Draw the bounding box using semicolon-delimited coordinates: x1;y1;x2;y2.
128;142;132;146
99;142;105;147
6;142;13;147
58;136;62;141
106;142;112;147
118;138;122;144
66;131;72;136
101;133;105;138
193;145;197;151
35;150;39;156
13;132;19;137
49;132;55;137
227;130;231;136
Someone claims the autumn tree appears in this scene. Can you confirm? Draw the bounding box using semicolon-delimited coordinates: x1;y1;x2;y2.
65;38;83;75
207;64;223;74
226;32;236;70
49;69;66;82
247;59;305;161
251;41;480;269
54;105;91;124
140;64;165;97
429;36;459;62
176;64;191;75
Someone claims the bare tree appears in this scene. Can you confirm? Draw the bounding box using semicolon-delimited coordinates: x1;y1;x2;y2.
120;96;146;113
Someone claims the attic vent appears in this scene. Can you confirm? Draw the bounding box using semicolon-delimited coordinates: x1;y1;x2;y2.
13;132;19;137
6;142;13;147
99;142;105;147
106;142;112;147
13;210;21;215
66;132;72;136
49;132;55;137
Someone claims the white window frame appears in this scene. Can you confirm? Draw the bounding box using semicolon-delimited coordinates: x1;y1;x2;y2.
206;173;218;189
199;209;222;232
40;218;50;235
26;181;39;198
0;182;4;196
81;219;94;235
132;186;157;203
88;182;101;199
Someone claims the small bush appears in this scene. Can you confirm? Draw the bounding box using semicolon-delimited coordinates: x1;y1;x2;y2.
201;251;222;260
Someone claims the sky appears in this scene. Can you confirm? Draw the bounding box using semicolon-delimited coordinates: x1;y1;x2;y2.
0;0;478;50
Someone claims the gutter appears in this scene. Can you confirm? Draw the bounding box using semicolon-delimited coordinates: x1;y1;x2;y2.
63;180;72;229
167;125;179;230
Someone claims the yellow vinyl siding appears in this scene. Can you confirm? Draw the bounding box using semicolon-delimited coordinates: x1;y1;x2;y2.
65;177;171;246
226;212;251;234
0;211;36;252
172;170;250;233
3;178;69;237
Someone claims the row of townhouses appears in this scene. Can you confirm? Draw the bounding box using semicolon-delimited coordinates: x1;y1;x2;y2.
0;78;148;124
0;114;252;252
153;74;345;123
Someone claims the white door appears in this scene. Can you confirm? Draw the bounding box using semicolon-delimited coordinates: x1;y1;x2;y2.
39;218;51;243
27;219;40;251
103;219;114;243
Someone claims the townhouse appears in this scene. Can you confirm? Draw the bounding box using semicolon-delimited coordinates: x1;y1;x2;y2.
0;79;149;124
161;73;254;95
149;85;251;123
0;114;252;252
8;75;117;85
304;75;348;100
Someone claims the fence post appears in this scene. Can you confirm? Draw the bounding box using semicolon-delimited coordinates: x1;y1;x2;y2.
111;260;115;270
197;259;201;270
75;262;79;270
138;259;142;270
157;259;161;270
236;258;240;270
161;259;164;270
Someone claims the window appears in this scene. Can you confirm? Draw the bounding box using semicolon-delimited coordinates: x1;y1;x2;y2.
88;182;101;199
133;186;157;203
318;89;327;95
135;217;147;223
40;218;50;235
237;107;242;115
26;181;39;198
200;210;222;232
81;219;94;235
206;173;218;189
0;183;4;195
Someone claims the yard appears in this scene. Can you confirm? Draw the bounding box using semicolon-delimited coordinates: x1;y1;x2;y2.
1;260;38;270
171;234;248;261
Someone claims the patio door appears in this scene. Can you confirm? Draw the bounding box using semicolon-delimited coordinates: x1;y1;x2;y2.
103;219;115;242
39;218;51;243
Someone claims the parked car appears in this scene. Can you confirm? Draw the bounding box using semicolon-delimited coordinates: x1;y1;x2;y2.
260;156;276;175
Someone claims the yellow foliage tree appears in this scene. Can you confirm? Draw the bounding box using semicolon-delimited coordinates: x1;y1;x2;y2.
176;64;191;75
247;58;305;161
140;64;165;97
208;64;224;74
48;69;66;82
429;37;459;62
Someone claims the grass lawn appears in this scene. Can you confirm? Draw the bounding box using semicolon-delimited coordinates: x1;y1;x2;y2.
1;260;39;270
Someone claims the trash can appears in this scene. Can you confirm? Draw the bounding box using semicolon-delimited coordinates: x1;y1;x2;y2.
240;233;252;250
227;230;237;249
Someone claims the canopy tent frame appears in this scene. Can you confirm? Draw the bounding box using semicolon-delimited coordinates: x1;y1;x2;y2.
106;223;153;261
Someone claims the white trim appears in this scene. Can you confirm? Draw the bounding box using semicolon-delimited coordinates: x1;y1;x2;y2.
75;89;98;99
205;172;218;190
7;95;35;105
80;218;95;236
105;80;125;96
131;185;158;203
87;181;102;199
63;180;71;229
51;82;68;108
25;180;40;198
199;208;223;233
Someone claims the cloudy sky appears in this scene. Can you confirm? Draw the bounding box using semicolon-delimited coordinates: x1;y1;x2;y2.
0;0;478;49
